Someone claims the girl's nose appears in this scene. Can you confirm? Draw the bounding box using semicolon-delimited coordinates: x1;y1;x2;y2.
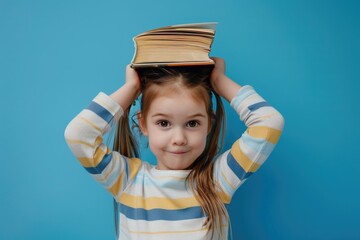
172;128;187;145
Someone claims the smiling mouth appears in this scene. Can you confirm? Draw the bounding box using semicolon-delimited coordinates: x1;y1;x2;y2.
169;151;189;155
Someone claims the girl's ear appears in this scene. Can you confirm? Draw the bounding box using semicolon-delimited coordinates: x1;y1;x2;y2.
137;112;148;136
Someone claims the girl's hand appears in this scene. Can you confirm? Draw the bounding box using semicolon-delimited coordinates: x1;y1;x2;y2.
125;65;141;97
110;65;141;109
210;57;226;94
209;57;242;102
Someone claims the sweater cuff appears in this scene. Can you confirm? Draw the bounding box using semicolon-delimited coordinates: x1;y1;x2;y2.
92;92;124;121
230;85;255;109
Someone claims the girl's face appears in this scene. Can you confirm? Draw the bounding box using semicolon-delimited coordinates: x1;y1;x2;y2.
140;88;210;170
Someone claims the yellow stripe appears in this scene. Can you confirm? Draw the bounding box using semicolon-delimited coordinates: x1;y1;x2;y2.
108;170;125;196
94;136;103;146
108;158;141;199
247;126;282;144
119;193;200;210
128;158;142;180
218;189;231;204
65;139;94;148
78;147;108;167
78;116;102;133
231;140;260;173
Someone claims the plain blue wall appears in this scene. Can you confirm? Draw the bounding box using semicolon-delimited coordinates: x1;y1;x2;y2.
1;0;359;239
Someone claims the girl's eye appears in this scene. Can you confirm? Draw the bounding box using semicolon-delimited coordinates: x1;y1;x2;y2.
187;120;200;128
156;120;170;128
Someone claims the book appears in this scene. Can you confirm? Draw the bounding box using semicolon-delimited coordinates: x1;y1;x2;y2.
130;22;217;68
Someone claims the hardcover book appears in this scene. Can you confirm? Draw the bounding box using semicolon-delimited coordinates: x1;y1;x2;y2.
130;22;217;68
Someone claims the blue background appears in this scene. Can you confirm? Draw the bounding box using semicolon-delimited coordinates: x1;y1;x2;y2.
1;0;359;239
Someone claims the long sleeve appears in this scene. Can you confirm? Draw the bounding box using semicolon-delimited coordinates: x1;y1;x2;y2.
213;85;285;203
64;92;142;200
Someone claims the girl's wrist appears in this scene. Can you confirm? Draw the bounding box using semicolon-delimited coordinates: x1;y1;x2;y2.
110;82;140;110
125;82;140;104
213;75;241;102
210;73;225;94
124;80;140;93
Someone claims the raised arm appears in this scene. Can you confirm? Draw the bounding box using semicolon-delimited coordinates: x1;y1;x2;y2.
64;65;142;200
210;57;285;203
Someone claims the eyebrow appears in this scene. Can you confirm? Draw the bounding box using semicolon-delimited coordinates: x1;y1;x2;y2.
151;113;207;118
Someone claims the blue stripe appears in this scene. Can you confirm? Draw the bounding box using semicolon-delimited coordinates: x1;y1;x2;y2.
86;101;113;124
226;153;253;181
119;204;205;221
248;101;270;111
84;152;112;174
124;157;129;179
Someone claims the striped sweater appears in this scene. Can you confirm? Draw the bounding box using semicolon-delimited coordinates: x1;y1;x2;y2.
64;85;284;239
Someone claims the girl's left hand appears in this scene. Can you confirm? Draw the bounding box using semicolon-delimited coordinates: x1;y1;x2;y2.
209;57;242;102
210;57;226;94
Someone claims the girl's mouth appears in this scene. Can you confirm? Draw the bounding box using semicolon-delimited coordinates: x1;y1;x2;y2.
169;150;189;155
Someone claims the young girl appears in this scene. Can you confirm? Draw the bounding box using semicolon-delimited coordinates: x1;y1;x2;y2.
65;57;284;239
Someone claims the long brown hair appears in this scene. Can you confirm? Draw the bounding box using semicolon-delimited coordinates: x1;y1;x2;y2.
114;66;229;238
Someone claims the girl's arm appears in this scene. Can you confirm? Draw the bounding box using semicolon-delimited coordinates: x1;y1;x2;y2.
210;57;241;102
210;57;285;203
64;65;142;200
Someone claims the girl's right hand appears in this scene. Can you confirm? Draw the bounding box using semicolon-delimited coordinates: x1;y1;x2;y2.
110;65;141;109
125;65;141;96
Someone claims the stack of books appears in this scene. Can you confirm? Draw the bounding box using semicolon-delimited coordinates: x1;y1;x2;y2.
130;22;217;68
